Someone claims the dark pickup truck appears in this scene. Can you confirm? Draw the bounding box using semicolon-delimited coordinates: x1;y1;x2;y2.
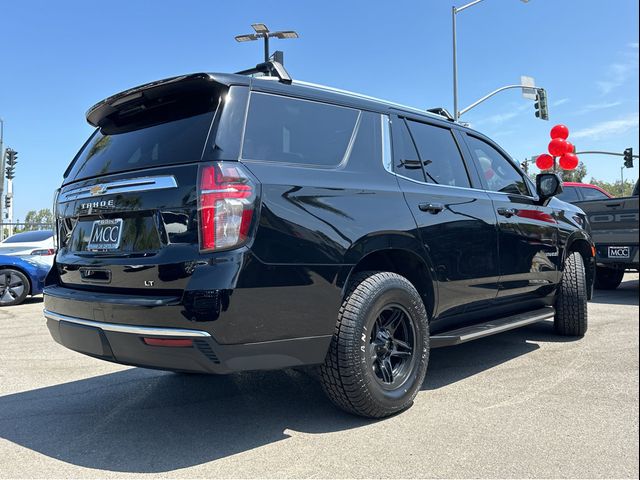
578;180;639;289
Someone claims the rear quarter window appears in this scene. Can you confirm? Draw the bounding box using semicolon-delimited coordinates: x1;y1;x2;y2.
242;93;359;166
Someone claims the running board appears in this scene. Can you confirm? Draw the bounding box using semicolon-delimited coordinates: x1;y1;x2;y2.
430;307;555;348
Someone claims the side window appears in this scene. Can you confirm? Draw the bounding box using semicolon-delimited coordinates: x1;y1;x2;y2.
556;186;581;203
406;120;471;188
581;187;609;201
465;135;530;196
391;118;425;182
242;93;358;166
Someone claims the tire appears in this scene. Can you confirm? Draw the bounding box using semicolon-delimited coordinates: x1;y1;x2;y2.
554;252;588;336
594;266;624;290
0;268;30;306
319;271;429;418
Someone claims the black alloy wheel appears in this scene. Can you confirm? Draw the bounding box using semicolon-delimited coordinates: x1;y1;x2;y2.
369;304;416;389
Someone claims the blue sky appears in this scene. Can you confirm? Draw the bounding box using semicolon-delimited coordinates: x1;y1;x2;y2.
1;0;638;221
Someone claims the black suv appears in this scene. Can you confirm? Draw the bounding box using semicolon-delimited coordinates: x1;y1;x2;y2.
44;66;595;418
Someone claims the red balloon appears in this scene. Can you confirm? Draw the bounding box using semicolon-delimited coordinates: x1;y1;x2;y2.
559;153;579;170
536;154;554;170
549;138;568;157
565;141;575;154
550;124;569;140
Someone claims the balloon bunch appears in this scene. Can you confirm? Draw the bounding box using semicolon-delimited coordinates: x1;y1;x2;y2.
535;124;579;171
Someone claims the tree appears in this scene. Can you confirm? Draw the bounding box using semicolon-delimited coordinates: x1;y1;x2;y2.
22;209;54;231
559;161;587;182
588;178;635;198
528;160;588;183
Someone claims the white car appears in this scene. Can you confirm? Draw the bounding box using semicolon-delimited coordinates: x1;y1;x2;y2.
0;230;55;256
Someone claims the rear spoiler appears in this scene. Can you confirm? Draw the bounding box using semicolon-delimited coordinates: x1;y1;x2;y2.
85;73;219;127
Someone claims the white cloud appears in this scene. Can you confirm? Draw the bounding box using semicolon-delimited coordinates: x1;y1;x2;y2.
552;98;570;107
572;114;639;140
575;100;622;115
596;44;639;95
471;102;531;126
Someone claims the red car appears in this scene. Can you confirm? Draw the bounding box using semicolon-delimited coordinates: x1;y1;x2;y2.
557;182;613;203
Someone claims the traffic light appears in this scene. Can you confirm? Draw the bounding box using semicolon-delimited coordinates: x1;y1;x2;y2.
624;148;633;168
534;88;549;121
4;196;10;209
5;148;18;180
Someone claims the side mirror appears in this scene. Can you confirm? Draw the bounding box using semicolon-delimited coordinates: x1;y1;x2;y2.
536;173;563;202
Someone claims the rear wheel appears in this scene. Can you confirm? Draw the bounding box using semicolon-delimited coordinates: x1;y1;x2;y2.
554;252;588;336
594;266;625;290
0;269;30;306
319;271;429;418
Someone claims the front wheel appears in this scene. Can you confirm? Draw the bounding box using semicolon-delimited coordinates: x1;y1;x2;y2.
0;268;30;306
594;266;625;290
319;271;429;418
554;252;588;336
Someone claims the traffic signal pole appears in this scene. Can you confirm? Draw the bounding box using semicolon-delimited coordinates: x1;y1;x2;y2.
457;85;547;119
6;176;12;237
4;148;17;237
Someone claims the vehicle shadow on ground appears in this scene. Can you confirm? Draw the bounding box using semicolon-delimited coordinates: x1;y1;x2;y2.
0;321;576;473
23;295;44;305
424;320;577;390
589;279;639;306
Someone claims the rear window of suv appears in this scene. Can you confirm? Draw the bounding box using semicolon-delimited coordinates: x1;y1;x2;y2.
65;92;219;182
242;93;359;166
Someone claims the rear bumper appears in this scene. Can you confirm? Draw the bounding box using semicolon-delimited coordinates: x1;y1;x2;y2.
595;244;640;270
44;309;331;374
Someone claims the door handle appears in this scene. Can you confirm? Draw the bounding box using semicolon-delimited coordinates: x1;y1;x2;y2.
497;207;518;218
418;203;444;214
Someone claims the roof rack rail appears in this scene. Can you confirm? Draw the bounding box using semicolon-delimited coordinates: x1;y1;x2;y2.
426;107;455;121
236;60;292;84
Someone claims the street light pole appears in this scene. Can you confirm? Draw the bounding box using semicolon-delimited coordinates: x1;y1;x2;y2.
452;0;529;121
452;6;458;123
0;118;4;241
235;24;299;65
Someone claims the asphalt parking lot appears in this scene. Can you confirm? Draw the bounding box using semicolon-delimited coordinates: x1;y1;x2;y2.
0;275;638;479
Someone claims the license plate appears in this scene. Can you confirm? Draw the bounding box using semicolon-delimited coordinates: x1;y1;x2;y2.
87;219;123;251
608;246;630;258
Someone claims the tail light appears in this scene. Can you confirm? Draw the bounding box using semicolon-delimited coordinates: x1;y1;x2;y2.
198;162;256;252
30;248;56;256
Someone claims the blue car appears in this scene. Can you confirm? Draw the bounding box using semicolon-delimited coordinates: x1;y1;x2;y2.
0;254;52;306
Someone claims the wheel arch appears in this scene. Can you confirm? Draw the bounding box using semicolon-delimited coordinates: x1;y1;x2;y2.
338;247;437;320
565;232;595;299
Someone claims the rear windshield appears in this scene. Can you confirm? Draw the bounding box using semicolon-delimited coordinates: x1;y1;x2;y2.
2;230;53;243
65;91;219;182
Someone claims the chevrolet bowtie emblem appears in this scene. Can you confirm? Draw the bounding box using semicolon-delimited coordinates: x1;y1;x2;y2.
90;185;107;196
